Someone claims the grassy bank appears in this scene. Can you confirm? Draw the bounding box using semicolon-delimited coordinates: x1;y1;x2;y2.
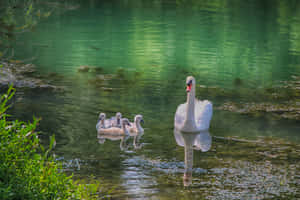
0;86;104;200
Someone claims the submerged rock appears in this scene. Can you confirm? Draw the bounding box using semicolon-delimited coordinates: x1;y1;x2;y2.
218;101;300;120
218;75;300;120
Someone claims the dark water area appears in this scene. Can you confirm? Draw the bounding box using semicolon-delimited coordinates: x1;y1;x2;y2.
3;0;300;199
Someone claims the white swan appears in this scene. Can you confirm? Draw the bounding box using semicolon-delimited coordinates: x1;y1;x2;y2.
127;115;144;134
174;76;213;132
97;118;131;136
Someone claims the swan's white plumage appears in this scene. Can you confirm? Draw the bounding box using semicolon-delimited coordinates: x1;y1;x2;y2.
195;99;213;131
175;99;212;131
174;76;213;132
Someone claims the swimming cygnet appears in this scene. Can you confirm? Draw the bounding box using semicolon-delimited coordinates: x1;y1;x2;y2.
97;118;131;136
127;115;144;134
96;113;106;130
109;112;122;128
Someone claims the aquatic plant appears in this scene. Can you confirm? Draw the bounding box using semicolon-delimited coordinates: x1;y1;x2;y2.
218;76;300;120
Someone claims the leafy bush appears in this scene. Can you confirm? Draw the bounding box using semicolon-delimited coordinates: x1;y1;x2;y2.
0;86;103;200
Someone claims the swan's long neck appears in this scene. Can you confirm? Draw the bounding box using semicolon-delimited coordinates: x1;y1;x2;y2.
187;90;195;121
135;121;143;132
183;85;197;131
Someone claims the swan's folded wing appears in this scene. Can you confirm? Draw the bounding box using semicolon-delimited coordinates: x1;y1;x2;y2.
195;100;213;130
174;103;187;128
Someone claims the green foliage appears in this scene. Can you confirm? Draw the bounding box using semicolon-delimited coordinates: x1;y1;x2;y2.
0;86;105;200
0;0;51;59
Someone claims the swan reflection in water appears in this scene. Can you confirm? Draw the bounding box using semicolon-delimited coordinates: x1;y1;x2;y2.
97;131;144;151
174;128;212;186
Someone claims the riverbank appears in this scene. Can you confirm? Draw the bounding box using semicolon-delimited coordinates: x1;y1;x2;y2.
0;61;62;90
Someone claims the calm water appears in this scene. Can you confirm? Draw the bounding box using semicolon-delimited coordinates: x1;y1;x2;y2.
7;0;300;199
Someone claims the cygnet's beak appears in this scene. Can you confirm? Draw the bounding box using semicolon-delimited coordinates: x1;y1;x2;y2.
127;121;131;126
140;119;144;124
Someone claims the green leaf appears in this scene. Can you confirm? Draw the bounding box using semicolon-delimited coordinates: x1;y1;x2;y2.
49;134;56;150
26;4;33;16
0;87;104;199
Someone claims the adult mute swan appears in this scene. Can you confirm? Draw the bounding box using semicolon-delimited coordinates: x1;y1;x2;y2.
174;76;213;132
97;118;131;136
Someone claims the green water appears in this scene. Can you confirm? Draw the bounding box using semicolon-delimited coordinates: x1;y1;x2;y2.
8;0;300;199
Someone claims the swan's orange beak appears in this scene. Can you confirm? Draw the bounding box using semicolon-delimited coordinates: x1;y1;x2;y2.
186;84;192;92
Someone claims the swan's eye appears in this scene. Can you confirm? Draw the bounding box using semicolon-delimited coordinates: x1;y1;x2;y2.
186;80;192;86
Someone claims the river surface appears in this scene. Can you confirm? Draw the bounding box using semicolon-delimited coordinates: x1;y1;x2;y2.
6;0;300;199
